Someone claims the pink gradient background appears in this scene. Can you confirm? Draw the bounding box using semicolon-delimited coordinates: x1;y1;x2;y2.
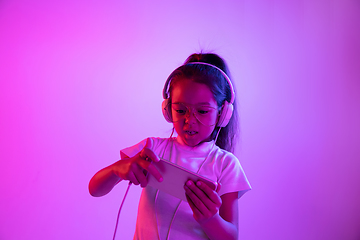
1;0;359;239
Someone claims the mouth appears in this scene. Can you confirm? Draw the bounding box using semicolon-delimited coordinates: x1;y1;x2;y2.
184;130;198;136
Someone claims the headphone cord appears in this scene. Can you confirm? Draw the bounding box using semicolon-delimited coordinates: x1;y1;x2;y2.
113;132;175;240
119;128;220;240
161;128;222;240
112;181;132;240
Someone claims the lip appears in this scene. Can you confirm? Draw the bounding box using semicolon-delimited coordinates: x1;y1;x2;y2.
184;130;198;137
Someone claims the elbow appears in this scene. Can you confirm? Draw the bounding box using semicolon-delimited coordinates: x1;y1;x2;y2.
88;177;115;197
88;178;103;197
88;181;97;197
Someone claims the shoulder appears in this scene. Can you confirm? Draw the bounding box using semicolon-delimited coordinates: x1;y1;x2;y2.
212;145;240;167
211;146;252;196
147;137;171;146
120;137;172;158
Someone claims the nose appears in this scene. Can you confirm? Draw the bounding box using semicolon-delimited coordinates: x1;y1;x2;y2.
185;108;197;124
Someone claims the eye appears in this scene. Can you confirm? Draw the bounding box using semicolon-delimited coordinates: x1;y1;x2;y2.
176;109;186;114
172;104;187;114
198;106;215;115
197;109;209;115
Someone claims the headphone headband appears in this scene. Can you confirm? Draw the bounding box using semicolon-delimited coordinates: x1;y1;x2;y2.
162;62;235;104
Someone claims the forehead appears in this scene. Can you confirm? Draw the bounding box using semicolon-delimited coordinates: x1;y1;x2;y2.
170;78;217;106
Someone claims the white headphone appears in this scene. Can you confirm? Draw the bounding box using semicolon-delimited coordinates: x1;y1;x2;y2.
162;62;235;127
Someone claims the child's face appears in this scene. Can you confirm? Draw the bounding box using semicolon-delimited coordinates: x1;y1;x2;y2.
171;78;219;147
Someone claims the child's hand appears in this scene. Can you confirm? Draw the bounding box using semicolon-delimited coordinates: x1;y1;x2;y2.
184;180;222;224
111;139;163;187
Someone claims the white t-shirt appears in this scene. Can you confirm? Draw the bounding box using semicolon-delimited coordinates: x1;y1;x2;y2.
120;137;251;240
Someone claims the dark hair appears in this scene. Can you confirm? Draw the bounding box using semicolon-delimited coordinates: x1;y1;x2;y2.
168;53;239;153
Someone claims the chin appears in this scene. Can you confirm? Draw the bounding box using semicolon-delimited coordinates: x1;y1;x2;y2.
182;137;201;147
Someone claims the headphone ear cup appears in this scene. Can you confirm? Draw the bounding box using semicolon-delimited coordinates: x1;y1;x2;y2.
162;99;173;123
217;101;233;127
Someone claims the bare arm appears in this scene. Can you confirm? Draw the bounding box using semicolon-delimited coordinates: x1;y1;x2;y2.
88;140;163;197
88;161;123;197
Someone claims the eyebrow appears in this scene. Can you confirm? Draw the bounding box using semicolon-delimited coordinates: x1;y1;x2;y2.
172;101;211;105
172;102;217;107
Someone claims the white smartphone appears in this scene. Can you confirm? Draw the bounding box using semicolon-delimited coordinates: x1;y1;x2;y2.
146;158;218;201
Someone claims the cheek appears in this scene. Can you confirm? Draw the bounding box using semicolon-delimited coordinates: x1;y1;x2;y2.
201;125;216;136
173;121;183;131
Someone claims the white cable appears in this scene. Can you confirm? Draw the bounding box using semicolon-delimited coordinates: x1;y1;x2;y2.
154;189;161;240
112;182;132;240
156;127;222;240
111;129;176;240
166;200;182;240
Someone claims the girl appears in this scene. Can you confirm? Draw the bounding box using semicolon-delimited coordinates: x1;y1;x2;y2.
89;53;251;240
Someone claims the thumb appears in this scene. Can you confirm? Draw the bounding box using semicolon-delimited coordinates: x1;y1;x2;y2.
145;138;153;149
139;138;160;163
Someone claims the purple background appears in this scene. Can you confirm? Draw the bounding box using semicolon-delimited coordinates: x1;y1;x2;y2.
1;0;359;239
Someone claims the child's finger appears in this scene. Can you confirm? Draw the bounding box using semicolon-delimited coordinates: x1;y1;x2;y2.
135;157;163;183
146;164;163;182
186;191;203;217
196;181;222;205
139;138;160;163
184;181;222;223
130;161;149;184
184;183;206;213
127;171;140;185
144;137;153;148
142;138;159;162
140;147;160;163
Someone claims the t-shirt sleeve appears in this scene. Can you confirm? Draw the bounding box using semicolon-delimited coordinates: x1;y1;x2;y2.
218;154;251;198
120;138;148;159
